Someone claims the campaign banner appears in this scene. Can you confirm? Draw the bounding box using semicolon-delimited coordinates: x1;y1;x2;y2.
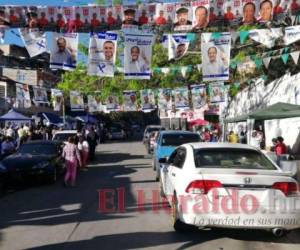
191;84;207;109
223;0;243;25
33;86;48;105
249;28;283;48
137;4;154;25
51;88;63;111
19;28;47;57
168;34;189;60
15;83;31;108
62;6;75;25
88;93;102;113
123;90;137;111
88;32;118;77
154;3;174;25
106;95;119;111
70;90;84;111
45;6;57;25
257;0;275;23
241;0;259;25
209;82;225;103
50;32;78;70
173;87;189;109
75;6;91;26
174;2;193;31
201;32;231;81
192;0;210;30
90;6;105;27
158;88;172;111
140;89;156;111
284;25;300;45
124;32;153;79
122;5;139;26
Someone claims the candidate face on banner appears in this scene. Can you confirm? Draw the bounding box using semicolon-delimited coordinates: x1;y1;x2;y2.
51;89;63;111
33;86;48;104
123;6;138;26
158;88;172;111
140;89;156;111
168;34;189;60
106;95;119;111
222;1;243;25
139;4;156;25
191;84;207;109
15;83;31;108
123;91;137;111
50;32;78;70
124;33;153;79
173;87;189;109
258;0;274;23
19;28;47;57
241;1;259;24
201;32;231;82
88;32;117;77
210;82;225;103
70;90;84;111
154;3;175;26
174;3;193;31
88;94;102;113
192;1;210;30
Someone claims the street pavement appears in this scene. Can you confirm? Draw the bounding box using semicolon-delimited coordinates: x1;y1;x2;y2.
0;138;300;250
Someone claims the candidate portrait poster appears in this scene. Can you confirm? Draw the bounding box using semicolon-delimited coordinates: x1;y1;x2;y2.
173;87;189;109
191;84;207;109
241;0;259;25
223;0;243;25
19;28;47;57
88;93;102;113
50;32;78;70
122;6;138;26
15;83;31;108
158;88;172;111
154;3;175;25
209;82;225;103
257;0;275;23
140;89;156;111
174;2;193;31
201;32;231;82
51;89;63;111
192;1;210;30
33;86;48;105
70;90;84;111
124;32;153;79
88;32;118;77
123;91;137;111
106;95;119;111
168;34;189;60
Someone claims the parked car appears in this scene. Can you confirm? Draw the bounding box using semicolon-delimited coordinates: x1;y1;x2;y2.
52;130;77;143
0;141;64;186
148;131;159;154
153;131;200;181
143;125;165;150
159;143;300;235
107;127;126;140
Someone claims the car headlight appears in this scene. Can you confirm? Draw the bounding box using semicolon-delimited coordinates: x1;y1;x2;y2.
32;162;49;169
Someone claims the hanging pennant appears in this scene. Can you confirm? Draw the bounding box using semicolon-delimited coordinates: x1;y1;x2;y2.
19;28;47;57
181;66;188;77
290;51;300;64
263;57;272;68
168;33;190;60
284;26;300;45
281;53;289;64
249;28;283;48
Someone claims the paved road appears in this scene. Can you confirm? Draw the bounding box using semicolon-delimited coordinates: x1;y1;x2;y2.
0;139;300;250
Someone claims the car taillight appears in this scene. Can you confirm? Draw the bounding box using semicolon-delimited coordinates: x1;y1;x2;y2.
272;182;299;196
185;180;222;194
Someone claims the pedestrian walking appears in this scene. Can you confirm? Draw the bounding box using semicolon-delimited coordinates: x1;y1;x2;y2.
78;136;89;170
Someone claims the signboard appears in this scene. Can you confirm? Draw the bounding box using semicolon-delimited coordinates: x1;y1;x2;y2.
2;68;38;85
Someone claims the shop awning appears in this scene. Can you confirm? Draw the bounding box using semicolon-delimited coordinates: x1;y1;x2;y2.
0;109;32;121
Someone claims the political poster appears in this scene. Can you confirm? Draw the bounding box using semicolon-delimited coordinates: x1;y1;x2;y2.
158;88;172;111
123;90;137;111
51;88;63;111
191;84;207;109
222;0;243;25
201;32;231;81
45;6;57;26
88;93;102;113
122;5;138;26
241;0;259;25
173;87;189;109
15;83;31;108
19;28;47;57
192;0;210;31
140;89;156;111
174;2;193;31
106;95;119;111
88;32;118;77
168;33;190;60
70;90;84;111
209;82;225;103
257;0;275;23
284;25;300;45
33;86;48;105
124;32;153;79
50;32;78;70
154;3;175;26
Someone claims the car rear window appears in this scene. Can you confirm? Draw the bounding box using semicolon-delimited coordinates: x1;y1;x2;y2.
194;148;276;170
162;133;200;146
146;127;162;134
53;133;76;141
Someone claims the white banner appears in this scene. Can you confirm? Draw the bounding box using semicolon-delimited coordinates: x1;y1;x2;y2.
88;32;118;77
123;90;137;111
106;95;119;111
19;28;47;57
249;28;283;48
284;26;300;45
210;82;225;103
191;84;207;109
33;86;48;105
201;32;231;82
174;2;192;31
15;83;31;108
140;89;156;111
154;3;175;25
173;87;189;109
124;32;153;79
158;88;172;111
168;33;189;60
88;94;102;113
50;33;78;70
51;89;63;111
70;90;84;111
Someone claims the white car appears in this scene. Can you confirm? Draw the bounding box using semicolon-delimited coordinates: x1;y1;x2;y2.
159;143;300;236
52;130;77;143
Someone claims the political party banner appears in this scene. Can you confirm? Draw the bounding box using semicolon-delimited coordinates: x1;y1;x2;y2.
70;90;84;111
62;6;75;25
192;0;210;31
51;88;63;111
158;88;172;111
208;1;221;24
168;34;189;60
75;6;91;26
137;4;151;26
241;0;259;25
155;3;175;26
284;25;300;45
88;93;102;113
124;32;153;79
19;28;47;57
249;28;283;48
140;89;156;111
201;32;231;81
173;87;189;109
209;82;225;103
45;6;57;25
15;83;31;108
223;0;243;25
160;34;169;49
90;6;105;27
123;90;137;111
191;84;207;109
50;32;78;70
174;2;193;31
257;0;275;23
37;7;50;28
88;32;118;77
32;86;48;105
106;95;119;111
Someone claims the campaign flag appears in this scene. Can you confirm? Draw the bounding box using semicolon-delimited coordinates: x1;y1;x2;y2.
140;89;156;111
88;32;118;77
15;83;31;108
50;32;78;70
209;82;225;103
33;86;48;105
51;89;63;111
173;87;189;109
124;32;153;79
201;32;231;81
123;90;137;111
191;84;207;109
70;90;84;111
88;93;102;113
168;33;189;60
19;28;47;57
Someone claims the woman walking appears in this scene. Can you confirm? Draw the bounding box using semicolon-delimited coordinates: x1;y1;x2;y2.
62;136;82;187
78;136;89;170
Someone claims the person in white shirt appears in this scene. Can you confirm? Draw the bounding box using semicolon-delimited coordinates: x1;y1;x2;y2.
77;136;89;170
142;95;154;110
51;37;76;67
203;46;229;77
128;46;149;73
125;94;137;111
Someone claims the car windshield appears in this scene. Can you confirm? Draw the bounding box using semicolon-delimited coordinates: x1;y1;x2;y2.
161;134;200;146
146;127;163;134
53;133;76;141
194;148;277;170
19;144;57;155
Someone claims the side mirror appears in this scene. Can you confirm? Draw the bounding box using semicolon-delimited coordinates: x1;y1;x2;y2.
159;157;168;164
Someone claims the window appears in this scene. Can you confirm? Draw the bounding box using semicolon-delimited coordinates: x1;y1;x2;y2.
172;148;186;169
161;133;200;146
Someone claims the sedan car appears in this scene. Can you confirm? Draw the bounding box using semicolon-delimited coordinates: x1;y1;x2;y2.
143;125;165;148
159;143;300;235
52;130;77;143
0;141;64;185
107;127;126;140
